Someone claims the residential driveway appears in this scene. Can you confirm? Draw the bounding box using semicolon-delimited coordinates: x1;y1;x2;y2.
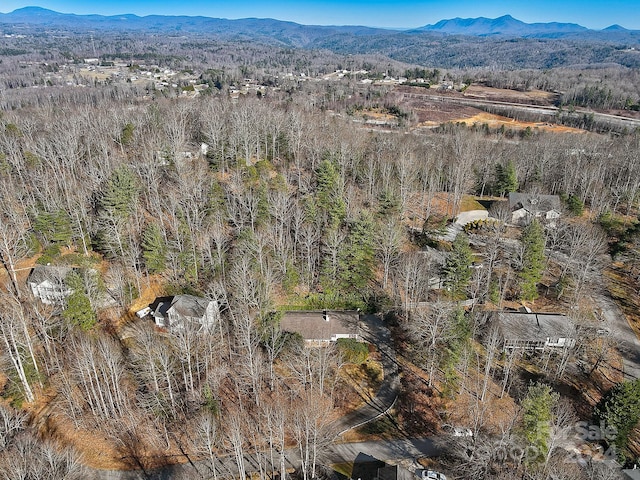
440;210;488;242
594;289;640;380
331;314;401;436
454;210;489;226
328;437;439;464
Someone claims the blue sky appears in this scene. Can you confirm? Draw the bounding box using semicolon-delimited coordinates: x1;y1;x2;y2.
1;1;639;30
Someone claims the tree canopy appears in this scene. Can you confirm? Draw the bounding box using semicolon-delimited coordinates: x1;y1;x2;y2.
519;219;545;301
594;379;640;461
443;233;473;298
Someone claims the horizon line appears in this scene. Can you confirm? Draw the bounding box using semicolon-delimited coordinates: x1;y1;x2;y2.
0;6;633;32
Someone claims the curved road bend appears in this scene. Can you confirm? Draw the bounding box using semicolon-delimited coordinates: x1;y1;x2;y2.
331;313;401;436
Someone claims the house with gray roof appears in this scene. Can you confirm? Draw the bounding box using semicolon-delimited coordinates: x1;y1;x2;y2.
152;295;219;331
623;468;640;480
493;311;575;351
508;192;561;226
280;310;360;344
27;265;75;305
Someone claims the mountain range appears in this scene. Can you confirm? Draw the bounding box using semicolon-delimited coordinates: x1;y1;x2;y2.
0;7;637;40
1;7;639;70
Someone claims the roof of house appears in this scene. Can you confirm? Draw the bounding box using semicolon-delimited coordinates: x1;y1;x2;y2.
377;465;415;480
623;469;640;480
495;312;574;341
280;310;360;341
152;300;172;320
508;192;561;214
27;265;74;285
168;295;213;319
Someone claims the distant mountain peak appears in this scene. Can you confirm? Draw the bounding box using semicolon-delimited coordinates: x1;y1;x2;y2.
603;24;628;31
11;6;60;14
417;15;588;36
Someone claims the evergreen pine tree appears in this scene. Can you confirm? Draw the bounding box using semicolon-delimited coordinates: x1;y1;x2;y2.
119;122;135;146
315;159;346;229
98;166;138;219
377;189;399;217
141;222;167;274
522;382;557;464
94;166;138;256
594;379;640;460
62;272;97;331
441;306;471;398
565;194;585;216
33;209;73;246
519;219;545;301
337;212;375;292
443;233;473;298
494;160;519;197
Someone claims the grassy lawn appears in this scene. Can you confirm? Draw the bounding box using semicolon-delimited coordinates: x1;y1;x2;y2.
459;195;487;212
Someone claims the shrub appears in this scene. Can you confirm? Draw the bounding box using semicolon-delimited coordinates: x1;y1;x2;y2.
336;338;369;364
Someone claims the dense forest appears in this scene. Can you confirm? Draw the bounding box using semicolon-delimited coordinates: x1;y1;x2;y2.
0;16;640;480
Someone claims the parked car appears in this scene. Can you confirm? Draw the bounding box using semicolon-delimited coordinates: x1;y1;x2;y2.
417;470;447;480
441;424;473;437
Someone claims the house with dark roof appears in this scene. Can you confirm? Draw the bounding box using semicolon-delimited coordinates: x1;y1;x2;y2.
280;310;360;344
152;295;219;331
376;465;416;480
508;192;561;226
27;265;75;305
493;311;575;351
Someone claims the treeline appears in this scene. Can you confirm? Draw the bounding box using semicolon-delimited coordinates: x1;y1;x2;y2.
316;33;640;70
467;66;640;110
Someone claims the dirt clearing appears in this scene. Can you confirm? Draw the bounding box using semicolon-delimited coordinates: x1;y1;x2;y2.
457;112;586;133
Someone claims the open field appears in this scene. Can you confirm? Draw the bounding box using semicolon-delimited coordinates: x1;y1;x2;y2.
462;85;558;105
456;112;586;133
395;84;640;133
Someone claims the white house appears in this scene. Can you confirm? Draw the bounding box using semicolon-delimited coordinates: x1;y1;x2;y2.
508;192;561;226
152;295;219;332
27;265;74;305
